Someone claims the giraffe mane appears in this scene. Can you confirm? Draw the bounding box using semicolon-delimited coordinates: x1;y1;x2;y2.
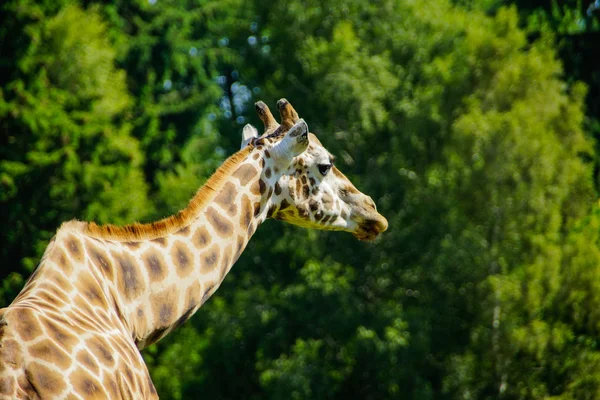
79;145;254;241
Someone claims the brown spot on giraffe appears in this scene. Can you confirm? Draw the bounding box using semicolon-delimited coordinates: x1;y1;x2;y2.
297;205;309;218
240;194;252;228
302;184;310;200
150;287;177;328
248;174;259;196
66;235;84;263
177;283;200;328
13;309;43;342
124;241;141;250
253;202;261;217
259;179;267;195
37;282;69;307
202;244;220;273
50;247;71;274
145;327;168;346
115;252;144;302
192;226;211;249
104;374;120;398
71;368;106;399
133;305;149;337
45;269;74;293
274;182;282;196
0;376;15;397
17;373;36;398
142;248;168;282
173;303;196;330
0;338;22;369
28;339;71;370
177;226;190;237
267;205;277;219
205;207;233;237
265;167;272;179
234;235;246;263
215;181;238;217
79;270;107;308
232;164;258;186
171;241;193;278
87;336;115;367
27;361;67;396
295;178;302;197
89;245;114;279
247;222;256;237
315;210;324;221
185;281;201;307
76;348;100;375
73;293;97;320
201;282;217;305
159;304;173;326
151;237;168;247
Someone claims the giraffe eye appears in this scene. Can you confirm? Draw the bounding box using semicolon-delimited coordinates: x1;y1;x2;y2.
318;164;332;176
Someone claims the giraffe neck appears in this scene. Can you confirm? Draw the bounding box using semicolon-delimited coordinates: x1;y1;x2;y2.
9;147;277;349
116;151;277;348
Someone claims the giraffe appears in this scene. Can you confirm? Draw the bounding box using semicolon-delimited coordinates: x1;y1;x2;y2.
0;99;388;399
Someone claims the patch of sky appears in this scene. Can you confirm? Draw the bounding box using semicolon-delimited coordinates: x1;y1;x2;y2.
231;83;252;115
216;75;227;86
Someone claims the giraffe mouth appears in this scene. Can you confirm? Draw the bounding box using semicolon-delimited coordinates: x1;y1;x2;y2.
353;218;388;241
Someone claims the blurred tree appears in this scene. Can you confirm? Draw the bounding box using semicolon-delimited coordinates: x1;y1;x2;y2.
0;2;150;303
141;1;596;399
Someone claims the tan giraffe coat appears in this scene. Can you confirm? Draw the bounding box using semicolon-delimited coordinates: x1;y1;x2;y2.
0;100;387;399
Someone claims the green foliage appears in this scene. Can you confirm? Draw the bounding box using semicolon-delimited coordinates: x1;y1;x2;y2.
0;2;149;303
2;0;600;399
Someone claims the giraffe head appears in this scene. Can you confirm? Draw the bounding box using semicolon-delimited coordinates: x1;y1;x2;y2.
242;99;388;241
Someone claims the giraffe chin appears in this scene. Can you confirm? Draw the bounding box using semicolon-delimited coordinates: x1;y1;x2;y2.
352;227;382;242
352;218;388;241
352;230;380;242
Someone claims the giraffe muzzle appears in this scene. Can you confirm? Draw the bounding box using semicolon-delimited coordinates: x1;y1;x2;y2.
353;215;388;241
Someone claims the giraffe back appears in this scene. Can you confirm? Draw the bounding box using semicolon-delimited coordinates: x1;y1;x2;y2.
0;229;159;399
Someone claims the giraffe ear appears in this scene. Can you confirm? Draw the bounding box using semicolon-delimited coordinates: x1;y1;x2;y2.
240;124;259;149
272;119;309;161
